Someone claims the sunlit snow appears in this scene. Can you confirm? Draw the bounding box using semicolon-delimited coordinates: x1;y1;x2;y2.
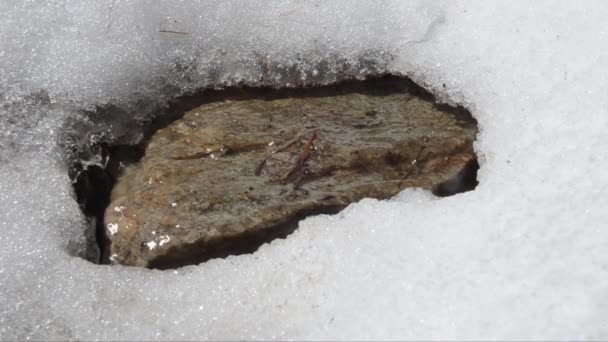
1;1;608;340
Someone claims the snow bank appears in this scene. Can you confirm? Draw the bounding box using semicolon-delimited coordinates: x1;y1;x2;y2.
1;0;608;340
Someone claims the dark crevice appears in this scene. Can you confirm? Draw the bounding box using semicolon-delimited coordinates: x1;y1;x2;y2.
73;144;146;263
432;158;480;197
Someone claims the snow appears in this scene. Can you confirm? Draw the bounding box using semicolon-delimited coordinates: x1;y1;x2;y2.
2;0;608;340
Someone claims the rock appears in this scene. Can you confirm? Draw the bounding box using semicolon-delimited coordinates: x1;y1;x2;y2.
104;79;478;268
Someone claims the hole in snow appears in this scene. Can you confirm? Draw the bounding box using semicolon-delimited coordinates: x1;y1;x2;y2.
70;75;479;269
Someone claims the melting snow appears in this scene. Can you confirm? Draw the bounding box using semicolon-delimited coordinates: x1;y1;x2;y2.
1;0;608;340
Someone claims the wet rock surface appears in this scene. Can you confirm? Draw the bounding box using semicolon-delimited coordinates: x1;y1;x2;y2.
103;79;478;268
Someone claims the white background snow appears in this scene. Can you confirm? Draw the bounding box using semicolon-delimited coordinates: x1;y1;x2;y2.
1;0;608;340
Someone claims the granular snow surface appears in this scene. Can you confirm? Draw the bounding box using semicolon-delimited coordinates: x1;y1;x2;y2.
1;1;608;340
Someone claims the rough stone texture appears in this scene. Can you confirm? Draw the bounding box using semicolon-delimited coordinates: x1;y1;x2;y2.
104;80;478;268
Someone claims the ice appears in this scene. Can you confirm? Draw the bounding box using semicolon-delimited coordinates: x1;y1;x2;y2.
2;0;608;340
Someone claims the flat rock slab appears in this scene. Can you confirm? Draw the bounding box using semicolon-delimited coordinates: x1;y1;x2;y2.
104;80;478;268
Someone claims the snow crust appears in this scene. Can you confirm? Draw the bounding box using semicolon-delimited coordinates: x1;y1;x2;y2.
2;0;608;340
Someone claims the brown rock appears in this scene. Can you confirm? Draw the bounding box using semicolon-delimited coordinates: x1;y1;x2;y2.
104;79;478;268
